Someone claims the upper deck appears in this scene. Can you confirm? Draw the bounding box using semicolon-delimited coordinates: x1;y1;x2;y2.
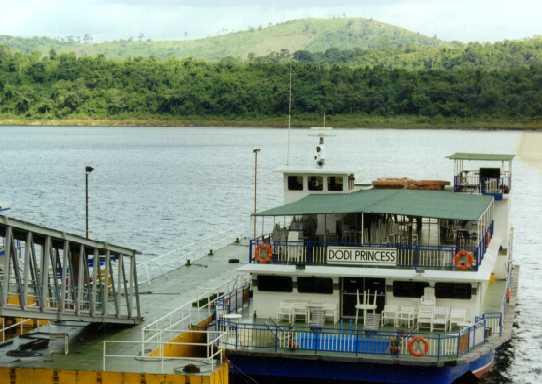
448;152;515;200
250;188;496;272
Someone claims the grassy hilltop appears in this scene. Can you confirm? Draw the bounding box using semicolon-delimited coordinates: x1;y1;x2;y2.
0;17;443;60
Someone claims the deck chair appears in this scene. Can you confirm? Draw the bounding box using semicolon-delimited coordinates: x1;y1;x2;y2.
417;304;435;332
381;304;400;327
322;304;339;325
421;287;436;306
398;305;417;328
449;308;471;331
277;301;294;324
291;301;309;324
433;306;450;332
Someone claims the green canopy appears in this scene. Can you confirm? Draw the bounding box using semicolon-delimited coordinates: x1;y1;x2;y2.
447;153;515;161
256;189;492;221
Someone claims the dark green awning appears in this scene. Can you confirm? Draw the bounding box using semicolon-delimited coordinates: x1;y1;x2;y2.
447;153;515;161
256;189;492;221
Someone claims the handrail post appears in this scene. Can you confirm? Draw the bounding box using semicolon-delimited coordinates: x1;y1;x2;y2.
456;331;460;358
102;342;106;371
437;333;441;360
249;240;253;263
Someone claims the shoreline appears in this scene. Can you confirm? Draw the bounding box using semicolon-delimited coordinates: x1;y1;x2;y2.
1;116;542;130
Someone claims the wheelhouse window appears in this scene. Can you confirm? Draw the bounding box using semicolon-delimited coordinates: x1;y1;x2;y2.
435;283;472;299
327;176;344;191
308;176;324;191
287;176;304;191
393;281;429;298
297;277;333;294
256;275;293;292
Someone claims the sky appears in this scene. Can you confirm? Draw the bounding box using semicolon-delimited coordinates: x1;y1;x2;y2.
0;0;540;42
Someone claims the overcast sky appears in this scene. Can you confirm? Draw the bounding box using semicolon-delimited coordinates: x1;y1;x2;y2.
0;0;540;42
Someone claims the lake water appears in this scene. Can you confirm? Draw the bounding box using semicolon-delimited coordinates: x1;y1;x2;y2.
0;126;540;383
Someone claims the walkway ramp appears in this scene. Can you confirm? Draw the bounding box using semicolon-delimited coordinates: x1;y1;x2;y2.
0;215;142;325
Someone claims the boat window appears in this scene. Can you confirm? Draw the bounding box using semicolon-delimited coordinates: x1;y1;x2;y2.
297;277;333;294
328;176;344;191
392;281;429;298
435;283;472;299
308;176;324;191
256;275;293;292
287;176;304;191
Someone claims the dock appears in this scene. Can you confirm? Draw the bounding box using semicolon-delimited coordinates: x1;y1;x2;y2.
0;216;248;384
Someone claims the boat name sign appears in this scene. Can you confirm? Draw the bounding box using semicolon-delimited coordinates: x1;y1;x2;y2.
326;246;397;266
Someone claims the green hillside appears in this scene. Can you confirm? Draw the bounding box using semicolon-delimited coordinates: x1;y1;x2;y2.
0;17;443;60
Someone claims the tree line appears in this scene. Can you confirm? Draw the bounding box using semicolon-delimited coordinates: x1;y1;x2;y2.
1;46;541;120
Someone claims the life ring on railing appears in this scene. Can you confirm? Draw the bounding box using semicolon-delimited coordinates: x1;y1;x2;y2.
254;243;273;264
453;249;474;271
407;336;429;357
506;287;513;303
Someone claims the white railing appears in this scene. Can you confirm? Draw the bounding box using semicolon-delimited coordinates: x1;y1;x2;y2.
141;273;251;356
103;330;225;374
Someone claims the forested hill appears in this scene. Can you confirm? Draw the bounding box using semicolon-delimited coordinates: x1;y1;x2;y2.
1;46;541;122
0;18;443;60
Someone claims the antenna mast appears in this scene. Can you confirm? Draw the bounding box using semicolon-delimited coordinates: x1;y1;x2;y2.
286;64;292;165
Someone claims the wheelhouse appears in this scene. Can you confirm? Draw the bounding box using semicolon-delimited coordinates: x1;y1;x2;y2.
448;152;514;200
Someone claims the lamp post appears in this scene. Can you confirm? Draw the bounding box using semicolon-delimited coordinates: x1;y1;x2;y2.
85;166;94;239
252;149;261;240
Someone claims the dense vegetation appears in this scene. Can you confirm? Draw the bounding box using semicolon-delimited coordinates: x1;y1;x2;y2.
0;18;442;61
1;45;541;122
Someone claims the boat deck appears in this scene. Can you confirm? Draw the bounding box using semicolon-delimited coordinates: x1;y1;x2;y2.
0;242;248;375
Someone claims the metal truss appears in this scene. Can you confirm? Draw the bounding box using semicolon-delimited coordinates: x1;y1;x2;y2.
0;215;142;325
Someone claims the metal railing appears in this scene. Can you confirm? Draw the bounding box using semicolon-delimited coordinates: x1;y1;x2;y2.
1;317;34;343
142;274;251;357
249;240;486;271
103;330;225;373
454;174;511;196
219;313;501;361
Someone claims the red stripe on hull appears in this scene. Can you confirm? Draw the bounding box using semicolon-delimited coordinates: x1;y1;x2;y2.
472;361;494;379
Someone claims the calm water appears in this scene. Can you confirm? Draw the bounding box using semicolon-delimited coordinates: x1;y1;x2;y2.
0;126;540;383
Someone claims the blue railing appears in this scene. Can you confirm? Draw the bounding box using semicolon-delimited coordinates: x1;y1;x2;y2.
250;220;494;272
250;240;482;271
219;313;502;361
453;175;511;199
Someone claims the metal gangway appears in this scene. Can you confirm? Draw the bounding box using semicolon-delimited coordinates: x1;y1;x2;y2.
0;215;142;325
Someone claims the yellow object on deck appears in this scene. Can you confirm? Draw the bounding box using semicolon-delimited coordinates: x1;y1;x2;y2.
489;273;497;285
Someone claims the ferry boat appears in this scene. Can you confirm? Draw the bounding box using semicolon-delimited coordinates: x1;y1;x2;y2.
217;130;518;384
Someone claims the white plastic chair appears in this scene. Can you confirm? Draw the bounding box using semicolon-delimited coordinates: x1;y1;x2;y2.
421;287;436;306
277;301;294;323
322;303;339;325
433;306;450;332
355;290;377;326
398;305;417;328
449;308;471;331
417;304;435;332
381;304;400;327
291;301;309;323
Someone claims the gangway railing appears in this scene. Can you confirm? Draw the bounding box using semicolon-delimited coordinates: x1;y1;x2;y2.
103;329;225;374
141;273;251;356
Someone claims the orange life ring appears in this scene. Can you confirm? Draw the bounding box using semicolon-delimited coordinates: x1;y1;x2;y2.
254;243;273;264
453;249;474;271
506;288;512;302
407;336;429;357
